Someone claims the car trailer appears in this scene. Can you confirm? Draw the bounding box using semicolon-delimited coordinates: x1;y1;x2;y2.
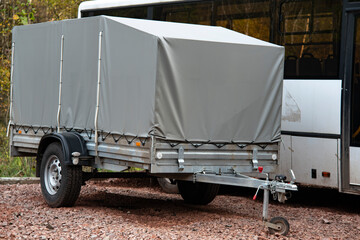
8;16;297;235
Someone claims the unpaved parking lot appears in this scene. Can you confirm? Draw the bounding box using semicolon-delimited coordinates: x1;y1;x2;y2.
1;179;360;239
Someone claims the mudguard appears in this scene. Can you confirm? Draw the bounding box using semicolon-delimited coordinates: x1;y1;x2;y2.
36;132;89;177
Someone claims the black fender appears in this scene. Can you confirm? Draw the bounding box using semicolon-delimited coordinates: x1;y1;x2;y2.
36;132;89;177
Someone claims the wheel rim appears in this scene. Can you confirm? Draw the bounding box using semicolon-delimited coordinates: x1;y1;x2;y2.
44;155;62;195
274;221;286;235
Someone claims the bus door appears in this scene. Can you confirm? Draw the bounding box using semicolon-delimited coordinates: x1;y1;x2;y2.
345;11;360;188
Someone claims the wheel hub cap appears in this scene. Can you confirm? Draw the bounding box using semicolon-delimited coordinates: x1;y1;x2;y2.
44;155;62;195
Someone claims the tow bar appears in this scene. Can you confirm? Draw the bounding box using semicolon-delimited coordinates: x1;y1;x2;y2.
189;168;298;236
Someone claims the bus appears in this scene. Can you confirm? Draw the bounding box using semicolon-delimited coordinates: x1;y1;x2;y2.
78;0;360;195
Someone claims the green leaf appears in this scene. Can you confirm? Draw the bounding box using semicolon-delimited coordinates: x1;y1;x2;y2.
19;16;28;25
29;12;35;21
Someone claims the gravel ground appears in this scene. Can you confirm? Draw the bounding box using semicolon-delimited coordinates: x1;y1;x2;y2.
1;178;360;240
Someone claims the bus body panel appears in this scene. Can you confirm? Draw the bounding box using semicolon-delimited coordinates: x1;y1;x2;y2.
280;80;341;188
280;136;339;188
350;147;360;185
282;80;342;135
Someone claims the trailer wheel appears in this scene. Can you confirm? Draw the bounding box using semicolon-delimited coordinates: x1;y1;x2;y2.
157;178;179;194
177;181;219;205
40;142;82;207
268;217;290;236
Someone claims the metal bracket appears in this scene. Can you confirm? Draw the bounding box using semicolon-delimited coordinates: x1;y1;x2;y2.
264;221;282;231
252;148;258;169
289;169;296;184
178;146;185;171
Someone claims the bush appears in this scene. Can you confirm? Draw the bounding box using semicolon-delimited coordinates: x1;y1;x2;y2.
0;124;35;177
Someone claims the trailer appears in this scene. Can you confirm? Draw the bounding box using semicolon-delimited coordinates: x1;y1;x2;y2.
8;16;297;235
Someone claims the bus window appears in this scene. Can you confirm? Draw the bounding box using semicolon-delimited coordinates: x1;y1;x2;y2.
279;0;342;79
215;0;271;42
81;7;148;19
80;0;342;81
153;1;213;25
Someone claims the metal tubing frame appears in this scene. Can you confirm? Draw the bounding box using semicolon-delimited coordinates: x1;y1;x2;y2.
187;173;297;191
6;42;15;137
263;188;270;221
57;35;65;132
94;31;103;157
262;174;270;221
184;171;297;229
192;173;266;188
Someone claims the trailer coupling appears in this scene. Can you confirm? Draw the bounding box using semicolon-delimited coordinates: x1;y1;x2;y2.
190;169;298;236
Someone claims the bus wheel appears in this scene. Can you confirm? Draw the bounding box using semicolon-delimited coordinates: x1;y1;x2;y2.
177;181;219;205
40;142;82;207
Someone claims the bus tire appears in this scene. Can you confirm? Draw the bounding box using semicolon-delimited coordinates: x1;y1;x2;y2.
40;142;82;207
177;180;219;205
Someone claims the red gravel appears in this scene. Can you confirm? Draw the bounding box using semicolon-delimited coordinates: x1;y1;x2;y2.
1;179;360;239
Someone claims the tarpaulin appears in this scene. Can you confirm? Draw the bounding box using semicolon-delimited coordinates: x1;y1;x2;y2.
12;16;283;143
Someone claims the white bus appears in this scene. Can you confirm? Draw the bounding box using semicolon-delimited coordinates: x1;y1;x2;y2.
79;0;360;195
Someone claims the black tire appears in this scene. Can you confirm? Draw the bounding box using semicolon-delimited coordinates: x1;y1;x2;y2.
40;142;82;207
157;178;179;194
268;217;290;236
177;181;219;205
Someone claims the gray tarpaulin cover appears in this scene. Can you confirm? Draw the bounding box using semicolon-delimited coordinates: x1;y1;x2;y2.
12;16;284;143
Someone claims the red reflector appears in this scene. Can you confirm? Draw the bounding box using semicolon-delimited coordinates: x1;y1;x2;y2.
258;166;263;173
322;172;331;178
253;195;257;200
